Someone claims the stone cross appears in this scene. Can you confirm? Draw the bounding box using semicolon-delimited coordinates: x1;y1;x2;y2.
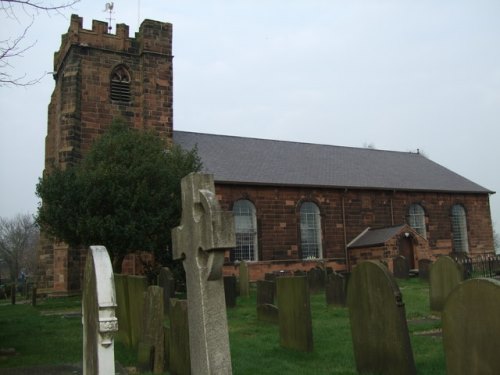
82;245;119;375
172;173;236;374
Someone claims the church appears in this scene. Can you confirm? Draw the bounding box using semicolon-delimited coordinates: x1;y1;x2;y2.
37;15;495;292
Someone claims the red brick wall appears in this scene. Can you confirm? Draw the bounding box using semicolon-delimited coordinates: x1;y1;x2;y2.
215;184;494;269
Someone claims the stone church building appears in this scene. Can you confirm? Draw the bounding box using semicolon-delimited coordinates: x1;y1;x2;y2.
37;15;495;292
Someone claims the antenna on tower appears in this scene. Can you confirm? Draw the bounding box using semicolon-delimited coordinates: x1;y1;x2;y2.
103;2;115;32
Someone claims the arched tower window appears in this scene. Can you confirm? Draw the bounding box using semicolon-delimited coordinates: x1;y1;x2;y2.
110;65;131;102
300;202;322;259
451;204;469;253
232;200;258;261
408;203;426;238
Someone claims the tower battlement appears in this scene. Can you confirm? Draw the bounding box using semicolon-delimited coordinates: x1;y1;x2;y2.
55;14;172;72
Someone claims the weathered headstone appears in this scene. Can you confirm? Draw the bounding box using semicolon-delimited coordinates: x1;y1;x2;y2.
347;261;416;375
307;267;325;293
223;275;237;308
138;286;164;374
127;275;148;349
82;246;119;375
256;280;278;324
325;272;346;307
276;276;313;352
393;255;409;279
429;256;464;313
443;278;500;375
239;261;250;297
418;259;432;281
172;173;235;374
114;274;131;347
158;267;176;316
168;298;191;375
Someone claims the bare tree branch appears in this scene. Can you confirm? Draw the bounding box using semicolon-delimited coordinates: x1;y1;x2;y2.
0;0;80;87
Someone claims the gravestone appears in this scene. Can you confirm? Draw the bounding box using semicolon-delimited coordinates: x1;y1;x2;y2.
442;278;500;375
127;275;148;349
429;256;464;313
114;274;131;347
223;275;237;308
347;261;416;375
276;276;313;352
82;246;119;375
137;286;164;374
308;267;325;293
264;273;276;282
293;270;306;276
418;259;432;281
239;261;250;297
158;267;176;316
325;272;346;307
168;298;191;375
256;280;278;324
172;173;235;374
393;255;409;279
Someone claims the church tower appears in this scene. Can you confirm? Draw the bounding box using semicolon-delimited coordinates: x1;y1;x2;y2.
38;15;173;292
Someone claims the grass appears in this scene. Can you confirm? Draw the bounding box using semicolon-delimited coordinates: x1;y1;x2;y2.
0;278;446;374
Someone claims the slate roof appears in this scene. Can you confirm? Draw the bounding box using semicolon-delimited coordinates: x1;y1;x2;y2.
347;225;407;249
173;131;492;194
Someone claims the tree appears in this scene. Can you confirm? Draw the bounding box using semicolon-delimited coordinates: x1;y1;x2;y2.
36;121;202;272
1;0;79;86
0;213;39;283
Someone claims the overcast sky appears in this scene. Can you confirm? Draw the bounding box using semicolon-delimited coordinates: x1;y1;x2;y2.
1;0;499;239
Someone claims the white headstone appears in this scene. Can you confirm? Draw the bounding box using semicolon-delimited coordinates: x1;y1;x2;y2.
82;245;119;375
172;173;236;374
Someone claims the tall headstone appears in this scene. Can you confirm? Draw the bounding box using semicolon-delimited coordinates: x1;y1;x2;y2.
172;173;235;374
307;267;325;293
418;259;432;281
347;261;416;375
443;278;500;375
82;246;119;375
429;256;464;313
276;276;313;352
127;275;148;349
256;280;278;324
393;255;409;279
138;286;164;374
114;274;131;347
168;298;191;375
325;272;346;307
223;275;237;308
239;261;250;297
158;267;176;316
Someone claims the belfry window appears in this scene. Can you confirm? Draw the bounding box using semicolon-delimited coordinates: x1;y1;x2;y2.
110;65;131;102
408;204;426;238
300;202;323;259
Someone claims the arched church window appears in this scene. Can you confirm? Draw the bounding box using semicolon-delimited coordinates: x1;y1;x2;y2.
110;65;131;102
408;203;426;238
232;200;258;261
300;202;322;259
451;204;469;253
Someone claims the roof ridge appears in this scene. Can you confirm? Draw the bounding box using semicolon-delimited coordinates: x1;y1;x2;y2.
172;129;424;156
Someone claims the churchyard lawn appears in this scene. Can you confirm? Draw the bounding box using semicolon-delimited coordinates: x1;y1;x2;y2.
0;278;445;374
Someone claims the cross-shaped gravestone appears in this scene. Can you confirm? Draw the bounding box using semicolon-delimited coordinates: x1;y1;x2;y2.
172;173;236;374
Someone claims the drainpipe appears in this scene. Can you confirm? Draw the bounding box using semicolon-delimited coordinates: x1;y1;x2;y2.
342;192;350;271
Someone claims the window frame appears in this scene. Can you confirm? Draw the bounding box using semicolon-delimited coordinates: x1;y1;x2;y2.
299;201;323;259
232;199;258;262
408;203;427;239
451;204;469;253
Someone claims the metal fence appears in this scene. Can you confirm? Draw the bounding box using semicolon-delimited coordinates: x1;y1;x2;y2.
451;254;500;279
